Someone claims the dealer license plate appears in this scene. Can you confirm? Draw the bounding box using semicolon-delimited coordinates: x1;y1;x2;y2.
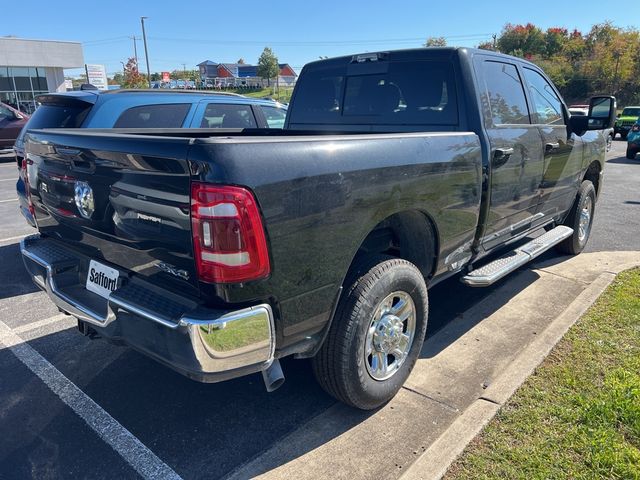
86;259;120;299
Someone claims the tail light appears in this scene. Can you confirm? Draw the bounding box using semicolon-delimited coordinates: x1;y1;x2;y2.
191;182;270;283
21;158;35;217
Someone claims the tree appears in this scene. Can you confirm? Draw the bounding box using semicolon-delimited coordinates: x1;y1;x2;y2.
489;21;640;105
122;58;147;89
110;72;124;86
424;36;447;47
497;23;546;57
257;47;279;88
150;72;161;82
237;58;246;64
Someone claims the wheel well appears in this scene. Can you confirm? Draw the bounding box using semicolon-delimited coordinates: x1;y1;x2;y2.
583;161;602;196
352;211;438;282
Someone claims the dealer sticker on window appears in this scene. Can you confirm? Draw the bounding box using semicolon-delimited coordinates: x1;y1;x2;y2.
86;259;120;299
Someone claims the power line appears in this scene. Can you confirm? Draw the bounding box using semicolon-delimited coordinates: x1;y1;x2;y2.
147;33;492;47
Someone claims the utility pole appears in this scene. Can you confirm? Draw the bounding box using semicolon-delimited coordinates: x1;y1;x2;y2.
492;34;497;51
130;36;139;65
140;16;151;88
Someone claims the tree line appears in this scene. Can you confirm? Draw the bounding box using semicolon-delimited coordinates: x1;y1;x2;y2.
428;22;640;106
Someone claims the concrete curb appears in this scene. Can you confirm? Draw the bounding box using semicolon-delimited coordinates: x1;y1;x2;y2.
399;266;637;480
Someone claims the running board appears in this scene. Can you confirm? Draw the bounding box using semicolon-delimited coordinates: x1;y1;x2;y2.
461;226;573;287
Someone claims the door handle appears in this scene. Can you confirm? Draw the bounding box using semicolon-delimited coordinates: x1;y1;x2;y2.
545;142;560;153
493;147;514;168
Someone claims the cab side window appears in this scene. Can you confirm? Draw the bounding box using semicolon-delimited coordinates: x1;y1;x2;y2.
200;104;257;128
260;105;287;128
523;68;564;125
481;61;530;125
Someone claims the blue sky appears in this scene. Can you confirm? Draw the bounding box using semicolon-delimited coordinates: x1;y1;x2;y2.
3;1;639;78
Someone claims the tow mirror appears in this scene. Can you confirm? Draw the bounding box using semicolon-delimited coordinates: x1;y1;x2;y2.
570;96;616;135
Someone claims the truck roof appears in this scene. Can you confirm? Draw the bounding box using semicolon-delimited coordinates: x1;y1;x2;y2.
302;46;541;71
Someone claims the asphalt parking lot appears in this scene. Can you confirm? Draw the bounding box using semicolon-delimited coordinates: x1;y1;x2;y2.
0;139;637;480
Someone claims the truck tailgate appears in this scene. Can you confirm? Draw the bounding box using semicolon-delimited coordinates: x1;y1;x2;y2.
25;129;199;297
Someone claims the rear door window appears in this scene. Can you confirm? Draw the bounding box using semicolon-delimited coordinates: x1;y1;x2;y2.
199;103;257;128
260;105;287;128
481;61;530;125
289;60;458;126
113;103;190;128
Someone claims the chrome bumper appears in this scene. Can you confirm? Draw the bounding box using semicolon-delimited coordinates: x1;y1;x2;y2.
20;234;275;381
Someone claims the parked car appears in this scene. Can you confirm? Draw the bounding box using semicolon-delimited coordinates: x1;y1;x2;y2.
626;121;640;159
569;105;613;151
0;102;29;154
20;48;613;410
14;90;287;225
614;106;640;139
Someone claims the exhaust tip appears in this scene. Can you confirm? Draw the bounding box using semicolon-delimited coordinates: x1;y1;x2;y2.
262;359;285;392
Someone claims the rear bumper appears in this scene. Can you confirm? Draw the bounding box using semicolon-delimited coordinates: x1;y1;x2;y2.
20;234;276;382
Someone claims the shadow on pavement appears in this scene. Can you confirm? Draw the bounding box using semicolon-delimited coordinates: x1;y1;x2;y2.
606;157;639;165
1;242;579;478
0;242;39;299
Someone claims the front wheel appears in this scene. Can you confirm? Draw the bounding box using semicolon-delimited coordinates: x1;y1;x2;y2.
556;180;596;255
312;257;428;410
626;146;637;160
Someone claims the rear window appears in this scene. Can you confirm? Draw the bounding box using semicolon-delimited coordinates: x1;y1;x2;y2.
26;104;90;129
289;60;458;126
199;103;257;128
114;103;190;128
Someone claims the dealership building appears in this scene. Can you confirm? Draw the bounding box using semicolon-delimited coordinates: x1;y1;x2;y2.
0;37;84;114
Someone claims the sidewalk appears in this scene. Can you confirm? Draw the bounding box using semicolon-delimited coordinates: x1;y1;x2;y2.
225;251;640;480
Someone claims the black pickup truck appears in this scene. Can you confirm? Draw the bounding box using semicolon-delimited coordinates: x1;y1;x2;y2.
21;48;614;410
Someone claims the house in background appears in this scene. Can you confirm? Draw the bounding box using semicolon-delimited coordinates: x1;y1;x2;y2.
197;61;297;88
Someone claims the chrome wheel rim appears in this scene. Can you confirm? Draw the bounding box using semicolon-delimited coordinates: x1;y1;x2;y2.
364;291;416;381
578;196;593;242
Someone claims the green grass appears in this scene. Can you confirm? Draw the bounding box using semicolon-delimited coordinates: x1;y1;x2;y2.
199;317;268;352
445;268;640;480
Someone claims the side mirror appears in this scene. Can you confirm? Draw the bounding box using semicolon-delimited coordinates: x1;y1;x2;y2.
570;96;616;135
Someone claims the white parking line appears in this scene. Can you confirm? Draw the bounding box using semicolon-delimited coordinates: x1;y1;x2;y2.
0;198;16;203
0;178;16;182
13;313;72;335
0;234;27;244
0;320;183;480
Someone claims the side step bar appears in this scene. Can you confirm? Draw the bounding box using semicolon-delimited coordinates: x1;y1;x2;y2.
461;226;573;287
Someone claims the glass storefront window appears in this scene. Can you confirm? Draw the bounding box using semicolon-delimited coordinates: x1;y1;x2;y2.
0;67;12;91
11;67;31;91
0;66;49;113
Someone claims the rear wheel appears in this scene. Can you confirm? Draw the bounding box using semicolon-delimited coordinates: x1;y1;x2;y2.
626;146;637;160
312;256;428;410
556;180;596;255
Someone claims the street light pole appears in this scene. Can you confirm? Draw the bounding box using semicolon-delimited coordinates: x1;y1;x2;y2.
140;16;151;88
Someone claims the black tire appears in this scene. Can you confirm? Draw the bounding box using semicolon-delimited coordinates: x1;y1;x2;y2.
312;256;428;410
556;180;596;255
626;146;637;160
